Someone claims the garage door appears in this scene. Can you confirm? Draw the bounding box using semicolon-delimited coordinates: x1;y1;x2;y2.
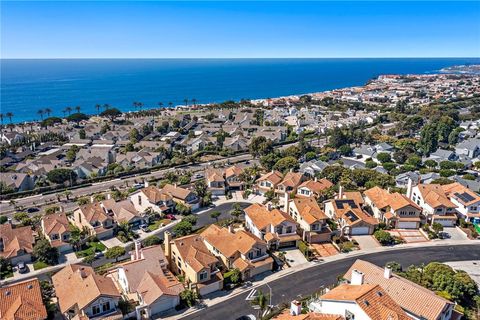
398;221;418;229
279;241;297;248
351;227;370;235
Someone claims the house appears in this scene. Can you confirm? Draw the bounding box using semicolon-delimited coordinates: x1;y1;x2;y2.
111;242;183;319
255;170;283;195
53;264;121;319
364;186;422;229
455;137;480;158
308;283;409;320
72;202;116;239
324;198;378;236
0;278;48;320
288;196;332;243
0;223;35;265
101;198;147;228
244;203;300;249
205;168;226;195
276;171;305;197
41;212;72;252
0;172;34;191
116;150;163;169
164;231;223;296
225;165;245;190
409;182;458;227
201;224;274;280
130;185;175;215
161;184;200;210
395;171;420;188
344;260;455;320
296;178;333;198
353;145;377;162
299;159;329;177
442;182;480;222
272;307;342;320
427;149;458;162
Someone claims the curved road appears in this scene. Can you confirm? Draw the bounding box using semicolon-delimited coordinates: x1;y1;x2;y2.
182;244;480;320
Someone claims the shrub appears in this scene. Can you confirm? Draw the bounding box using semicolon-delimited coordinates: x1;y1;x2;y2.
374;230;394;246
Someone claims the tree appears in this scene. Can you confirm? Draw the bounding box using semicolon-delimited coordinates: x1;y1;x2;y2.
431;222;444;234
329;127;348;149
105;246;126;262
376;152;392;163
0;257;13;279
79;128;86;139
67;112;89;122
82;254;96;265
143;235;162;247
249;136;273;158
14;212;31;225
40;280;57;316
47;168;76;185
385;261;402;272
194;180;211;207
374;230;394;246
100;108;122;121
338;144;353;156
173;220;194;237
229;268;241;284
230;203;244;221
66;145;79;162
406;155;422;168
419;123;438;156
210;211;221;223
129;128;141;143
33;239;59;265
180;289;199;307
273;156;299;173
424;159;438;169
175;202;192;215
251;289;270;319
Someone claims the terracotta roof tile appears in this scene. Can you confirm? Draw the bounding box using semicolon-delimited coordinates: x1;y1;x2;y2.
0;224;35;259
244;203;295;230
0;279;47;320
291;197;327;224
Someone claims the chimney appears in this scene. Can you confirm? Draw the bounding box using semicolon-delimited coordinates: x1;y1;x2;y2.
384;266;392;279
164;231;172;260
106;193;111;200
267;203;272;211
314;177;318;182
284;192;290;213
133;240;141;261
351;269;364;285
338;185;344;199
406;178;413;199
228;225;234;233
290;300;302;316
387;187;391;193
144;180;149;188
174;183;177;188
90;196;94;203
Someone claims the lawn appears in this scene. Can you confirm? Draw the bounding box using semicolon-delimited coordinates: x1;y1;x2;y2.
33;261;49;270
147;219;171;232
76;241;106;258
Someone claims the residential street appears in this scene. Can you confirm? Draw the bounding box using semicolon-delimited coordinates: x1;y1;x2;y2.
181;244;480;320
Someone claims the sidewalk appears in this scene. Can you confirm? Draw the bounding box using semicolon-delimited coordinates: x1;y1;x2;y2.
162;239;478;320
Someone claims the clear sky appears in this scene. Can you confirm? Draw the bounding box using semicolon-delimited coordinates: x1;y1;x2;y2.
2;1;479;58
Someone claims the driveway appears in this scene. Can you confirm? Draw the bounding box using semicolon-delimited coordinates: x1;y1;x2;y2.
388;229;428;243
310;243;339;257
442;227;468;241
352;235;380;250
282;248;308;267
102;237;124;248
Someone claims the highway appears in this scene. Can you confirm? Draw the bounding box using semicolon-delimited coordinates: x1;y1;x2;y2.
182;244;480;320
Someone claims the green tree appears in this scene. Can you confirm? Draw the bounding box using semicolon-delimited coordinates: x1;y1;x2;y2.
47;168;76;185
66;145;79;162
79;128;86;139
376;152;392;163
100;108;122;122
424;159;438;169
230;203;244;221
431;222;444;234
249;136;273;158
143;235;163;247
251;289;270;319
273;156;299;173
173;220;194;236
374;230;394;246
105;246;126;262
329;127;348;149
419;123;439;156
210;211;221;223
33;239;59;265
180;289;199;307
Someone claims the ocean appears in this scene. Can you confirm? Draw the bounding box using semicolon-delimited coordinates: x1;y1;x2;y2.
1;58;479;123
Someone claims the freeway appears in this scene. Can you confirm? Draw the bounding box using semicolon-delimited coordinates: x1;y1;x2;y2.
0;153;253;218
182;244;480;320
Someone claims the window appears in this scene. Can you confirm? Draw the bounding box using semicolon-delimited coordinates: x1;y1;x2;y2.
138;195;142;206
275;226;283;234
311;224;319;231
92;305;101;315
248;251;254;259
51;233;59;240
199;270;208;281
102;301;111;312
345;310;355;320
286;226;293;233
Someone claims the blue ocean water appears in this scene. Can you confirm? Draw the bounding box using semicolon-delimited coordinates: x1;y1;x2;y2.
1;58;479;123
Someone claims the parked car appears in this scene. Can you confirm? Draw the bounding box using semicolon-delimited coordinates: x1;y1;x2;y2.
140;224;150;232
165;214;176;220
94;251;104;259
235;315;256;320
17;262;28;274
26;207;40;213
132;183;144;190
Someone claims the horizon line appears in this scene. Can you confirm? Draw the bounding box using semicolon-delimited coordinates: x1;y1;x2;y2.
2;56;480;60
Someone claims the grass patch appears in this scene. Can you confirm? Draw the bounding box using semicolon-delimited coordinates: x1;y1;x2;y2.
147;219;171;232
33;261;49;270
76;241;106;258
0;271;13;280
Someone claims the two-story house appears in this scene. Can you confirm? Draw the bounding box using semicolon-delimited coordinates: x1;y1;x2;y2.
164;231;223;296
225;165;245;190
161;184;200;210
205;168;227;195
296;178;333;199
53;264;121;320
110;242;184;319
41;212;72;252
364;186;422;229
0;279;48;320
130;185;175;215
244;203;300;249
287;196;332;243
0;223;35;265
72;202;115;240
255;170;283;196
442;182;480;223
324;198;378;236
276;171;305;197
101;198;147;229
409;182;457;227
201;225;274;280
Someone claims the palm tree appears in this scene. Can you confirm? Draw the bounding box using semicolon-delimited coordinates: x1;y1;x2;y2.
65;106;72;115
75;106;81;113
44;108;52;117
37;109;44;120
157;102;163;108
6;112;13;124
168;102;173;108
62;109;66;117
251;290;270;319
191;98;197;107
183;98;188;107
138;102;144;110
103;104;111;111
95;104;101;115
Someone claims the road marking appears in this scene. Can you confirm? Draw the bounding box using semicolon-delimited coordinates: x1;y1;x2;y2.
245;289;257;301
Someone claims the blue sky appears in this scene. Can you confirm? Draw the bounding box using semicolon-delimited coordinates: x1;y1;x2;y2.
2;1;479;58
